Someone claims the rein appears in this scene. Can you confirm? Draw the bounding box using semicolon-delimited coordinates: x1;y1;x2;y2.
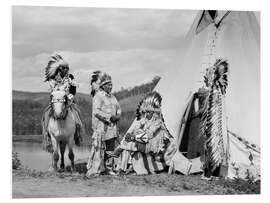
50;96;69;120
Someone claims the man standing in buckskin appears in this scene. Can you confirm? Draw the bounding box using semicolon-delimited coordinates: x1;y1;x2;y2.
87;71;121;176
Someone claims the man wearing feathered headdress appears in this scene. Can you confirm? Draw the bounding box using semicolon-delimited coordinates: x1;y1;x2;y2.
86;71;121;176
200;58;229;180
41;54;83;151
114;92;176;175
89;70;102;97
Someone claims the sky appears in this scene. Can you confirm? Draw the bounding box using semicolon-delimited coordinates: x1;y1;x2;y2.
12;6;197;93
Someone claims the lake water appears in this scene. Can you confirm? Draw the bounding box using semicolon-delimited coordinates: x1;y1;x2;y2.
13;142;90;171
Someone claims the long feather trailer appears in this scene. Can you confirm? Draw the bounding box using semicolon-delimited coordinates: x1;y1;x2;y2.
200;58;229;172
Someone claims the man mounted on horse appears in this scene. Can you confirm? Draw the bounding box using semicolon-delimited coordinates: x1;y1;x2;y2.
42;54;83;153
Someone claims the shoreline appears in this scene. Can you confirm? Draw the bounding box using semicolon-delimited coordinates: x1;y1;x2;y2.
12;135;43;143
12;134;91;146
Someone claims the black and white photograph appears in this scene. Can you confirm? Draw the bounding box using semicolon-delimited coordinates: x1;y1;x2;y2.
11;4;261;198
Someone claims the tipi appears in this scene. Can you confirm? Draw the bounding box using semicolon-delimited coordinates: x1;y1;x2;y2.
122;10;260;179
154;10;260;179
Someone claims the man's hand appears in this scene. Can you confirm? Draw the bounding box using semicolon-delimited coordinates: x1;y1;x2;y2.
125;133;135;142
89;128;94;136
68;94;74;101
95;114;110;125
110;115;120;123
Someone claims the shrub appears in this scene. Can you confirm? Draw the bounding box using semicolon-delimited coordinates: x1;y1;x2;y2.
12;152;22;170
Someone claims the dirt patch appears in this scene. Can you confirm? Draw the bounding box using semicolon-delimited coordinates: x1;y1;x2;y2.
12;168;259;198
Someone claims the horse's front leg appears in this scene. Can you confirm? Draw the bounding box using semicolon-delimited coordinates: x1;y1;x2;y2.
49;137;59;172
59;141;66;172
67;140;75;172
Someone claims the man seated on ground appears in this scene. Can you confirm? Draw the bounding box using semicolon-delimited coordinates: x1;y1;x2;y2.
114;91;176;175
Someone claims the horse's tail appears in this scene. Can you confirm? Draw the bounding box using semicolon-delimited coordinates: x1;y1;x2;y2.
41;105;54;153
68;106;83;147
41;114;46;139
69;104;85;134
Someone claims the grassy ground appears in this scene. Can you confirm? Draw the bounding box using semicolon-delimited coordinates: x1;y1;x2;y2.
12;164;260;198
12;137;260;198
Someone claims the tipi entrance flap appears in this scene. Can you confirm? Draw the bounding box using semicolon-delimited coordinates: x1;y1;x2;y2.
177;94;194;148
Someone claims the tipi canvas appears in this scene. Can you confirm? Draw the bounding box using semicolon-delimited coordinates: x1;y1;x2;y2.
154;10;260;179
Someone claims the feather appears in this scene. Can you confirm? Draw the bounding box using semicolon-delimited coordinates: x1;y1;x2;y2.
200;58;229;172
213;59;229;95
45;54;69;82
135;99;145;120
135;91;162;120
89;70;102;84
45;62;58;81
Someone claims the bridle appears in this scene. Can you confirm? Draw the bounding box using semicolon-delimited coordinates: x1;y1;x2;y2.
50;93;69;120
51;97;66;104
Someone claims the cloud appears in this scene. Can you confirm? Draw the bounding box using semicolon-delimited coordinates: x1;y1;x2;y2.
12;6;197;93
13;49;184;93
12;6;196;58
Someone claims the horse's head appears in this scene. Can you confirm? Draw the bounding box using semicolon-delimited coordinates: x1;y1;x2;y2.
51;88;68;119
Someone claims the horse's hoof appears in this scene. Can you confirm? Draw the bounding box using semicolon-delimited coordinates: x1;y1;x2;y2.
48;166;57;172
69;166;77;173
70;168;76;173
60;164;65;170
58;168;65;173
86;172;99;178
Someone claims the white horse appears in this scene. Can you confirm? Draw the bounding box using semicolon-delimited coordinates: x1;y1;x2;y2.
47;87;77;172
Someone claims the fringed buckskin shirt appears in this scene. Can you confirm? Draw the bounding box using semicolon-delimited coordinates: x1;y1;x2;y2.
92;90;121;141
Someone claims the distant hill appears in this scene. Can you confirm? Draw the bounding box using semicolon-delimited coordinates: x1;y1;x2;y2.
12;90;92;136
13;90;90;105
12;76;160;137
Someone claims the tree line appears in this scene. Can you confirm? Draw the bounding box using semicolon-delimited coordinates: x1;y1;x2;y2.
114;76;160;100
12;76;160;136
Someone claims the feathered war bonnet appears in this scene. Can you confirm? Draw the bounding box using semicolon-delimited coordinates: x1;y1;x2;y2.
90;70;102;85
45;54;69;82
135;91;162;120
203;58;229;95
89;70;103;97
99;72;112;87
